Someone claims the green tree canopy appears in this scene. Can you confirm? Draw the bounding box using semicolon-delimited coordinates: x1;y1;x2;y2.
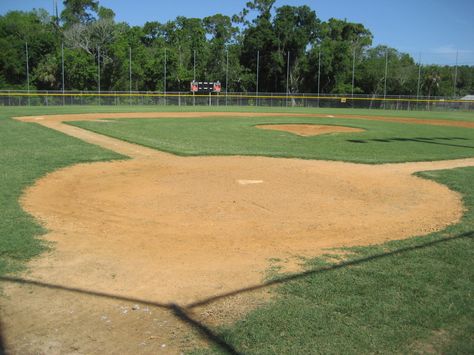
0;0;472;96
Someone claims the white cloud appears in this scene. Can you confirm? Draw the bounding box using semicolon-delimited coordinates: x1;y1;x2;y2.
433;45;474;54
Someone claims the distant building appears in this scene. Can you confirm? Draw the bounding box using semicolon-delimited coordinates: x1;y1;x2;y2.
460;95;474;100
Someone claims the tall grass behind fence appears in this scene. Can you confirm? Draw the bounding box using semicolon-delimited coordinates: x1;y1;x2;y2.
1;90;473;111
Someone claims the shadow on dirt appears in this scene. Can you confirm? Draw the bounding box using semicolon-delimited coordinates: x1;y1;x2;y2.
1;230;472;354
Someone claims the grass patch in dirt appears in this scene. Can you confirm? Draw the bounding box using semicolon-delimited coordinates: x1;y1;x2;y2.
191;167;474;354
0;113;124;276
70;116;474;163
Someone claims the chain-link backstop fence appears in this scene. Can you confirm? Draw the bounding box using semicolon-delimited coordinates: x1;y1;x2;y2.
1;90;473;111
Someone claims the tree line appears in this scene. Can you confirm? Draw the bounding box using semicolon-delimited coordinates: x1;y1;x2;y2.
0;0;473;97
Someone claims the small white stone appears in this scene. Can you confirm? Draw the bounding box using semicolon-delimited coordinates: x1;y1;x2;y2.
237;179;264;185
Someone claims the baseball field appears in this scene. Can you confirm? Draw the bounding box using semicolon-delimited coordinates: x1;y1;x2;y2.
0;106;473;354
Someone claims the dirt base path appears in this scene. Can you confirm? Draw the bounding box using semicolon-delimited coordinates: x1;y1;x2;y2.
2;112;474;354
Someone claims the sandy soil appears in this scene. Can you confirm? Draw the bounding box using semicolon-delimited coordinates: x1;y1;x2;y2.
256;123;365;136
2;112;474;354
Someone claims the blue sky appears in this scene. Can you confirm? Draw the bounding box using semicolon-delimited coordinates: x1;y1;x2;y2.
1;0;473;65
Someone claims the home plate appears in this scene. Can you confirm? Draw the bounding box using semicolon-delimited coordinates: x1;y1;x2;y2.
34;117;45;120
326;115;335;118
237;179;264;185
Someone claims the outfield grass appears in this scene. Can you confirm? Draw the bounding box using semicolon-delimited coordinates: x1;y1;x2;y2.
2;105;474;122
70;116;474;163
194;167;474;354
0;114;124;275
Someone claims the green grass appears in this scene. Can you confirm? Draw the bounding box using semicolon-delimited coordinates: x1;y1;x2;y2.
70;116;474;163
2;104;474;121
0;113;124;275
193;167;474;354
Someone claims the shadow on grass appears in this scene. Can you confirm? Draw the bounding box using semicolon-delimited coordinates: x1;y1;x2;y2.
347;136;474;149
0;230;472;354
187;230;473;308
0;321;5;355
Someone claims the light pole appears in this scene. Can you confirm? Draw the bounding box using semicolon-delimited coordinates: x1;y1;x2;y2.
351;46;356;101
164;47;167;105
97;46;101;105
25;42;30;105
61;42;65;105
286;51;290;106
416;53;422;101
317;47;321;107
383;48;388;108
193;49;196;81
225;49;229;106
129;46;132;95
256;50;259;106
193;50;196;106
453;50;458;98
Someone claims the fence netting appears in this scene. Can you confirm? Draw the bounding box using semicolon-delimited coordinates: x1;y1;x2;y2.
1;91;473;111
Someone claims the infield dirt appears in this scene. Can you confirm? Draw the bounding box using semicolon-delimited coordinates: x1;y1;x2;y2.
256;123;365;136
2;112;474;354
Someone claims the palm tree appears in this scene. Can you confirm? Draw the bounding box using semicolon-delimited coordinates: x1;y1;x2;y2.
424;69;441;99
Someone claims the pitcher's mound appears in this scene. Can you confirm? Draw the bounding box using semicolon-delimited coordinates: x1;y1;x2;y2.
256;124;364;136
